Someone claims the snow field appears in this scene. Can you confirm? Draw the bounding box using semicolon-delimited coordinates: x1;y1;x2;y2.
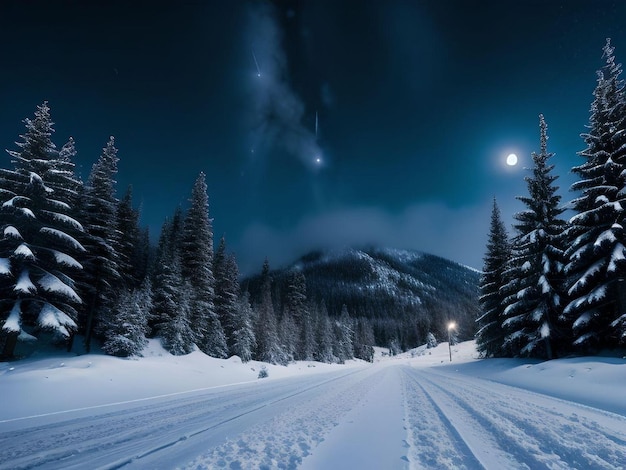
1;340;625;469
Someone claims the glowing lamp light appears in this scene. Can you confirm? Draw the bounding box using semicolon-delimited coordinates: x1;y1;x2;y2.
447;321;456;362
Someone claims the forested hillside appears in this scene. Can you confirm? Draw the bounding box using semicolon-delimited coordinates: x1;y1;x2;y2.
243;247;480;350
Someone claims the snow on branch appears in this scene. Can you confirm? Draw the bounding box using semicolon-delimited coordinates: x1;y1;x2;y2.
14;243;35;260
51;250;83;269
41;210;84;231
47;199;71;211
4;226;23;239
37;303;77;337
594;228;617;248
0;257;10;275
14;269;36;294
573;311;592;329
1;195;30;208
40;227;86;252
608;243;626;272
18;207;36;219
568;260;603;295
2;300;22;333
38;273;81;303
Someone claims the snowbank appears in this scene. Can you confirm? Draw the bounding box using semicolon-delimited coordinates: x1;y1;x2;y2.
1;338;625;422
0;339;365;421
393;340;626;416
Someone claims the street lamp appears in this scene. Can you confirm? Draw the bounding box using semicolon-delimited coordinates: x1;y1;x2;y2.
447;322;456;362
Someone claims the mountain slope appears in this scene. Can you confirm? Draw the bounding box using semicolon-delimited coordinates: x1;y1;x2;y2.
244;247;481;348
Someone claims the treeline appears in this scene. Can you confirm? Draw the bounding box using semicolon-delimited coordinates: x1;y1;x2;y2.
477;39;626;359
0;102;374;363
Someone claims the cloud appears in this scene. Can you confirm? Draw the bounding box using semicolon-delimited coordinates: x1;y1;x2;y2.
246;1;321;168
234;201;501;275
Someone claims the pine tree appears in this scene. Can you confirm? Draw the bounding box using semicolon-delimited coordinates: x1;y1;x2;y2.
476;199;511;357
102;282;151;357
78;137;121;352
279;311;298;362
213;237;244;357
150;209;182;334
564;39;626;351
160;280;196;356
181;173;226;357
0;103;84;357
353;317;375;362
334;305;354;363
315;301;337;363
116;186;143;289
300;299;318;361
283;270;308;359
232;291;256;362
54;136;83;215
254;259;287;364
500;116;566;359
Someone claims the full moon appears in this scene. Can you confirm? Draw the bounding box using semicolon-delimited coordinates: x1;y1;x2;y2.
506;153;518;166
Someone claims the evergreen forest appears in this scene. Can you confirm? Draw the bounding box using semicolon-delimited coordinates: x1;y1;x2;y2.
477;39;626;358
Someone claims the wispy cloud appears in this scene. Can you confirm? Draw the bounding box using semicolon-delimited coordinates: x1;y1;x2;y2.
245;1;320;169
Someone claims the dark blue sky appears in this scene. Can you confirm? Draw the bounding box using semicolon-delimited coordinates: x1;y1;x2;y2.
1;1;625;274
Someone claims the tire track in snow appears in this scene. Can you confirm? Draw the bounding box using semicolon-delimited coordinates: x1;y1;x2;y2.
0;368;367;470
400;367;483;469
408;368;626;469
180;366;386;470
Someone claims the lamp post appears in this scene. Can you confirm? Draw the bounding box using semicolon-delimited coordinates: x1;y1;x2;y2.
447;322;456;362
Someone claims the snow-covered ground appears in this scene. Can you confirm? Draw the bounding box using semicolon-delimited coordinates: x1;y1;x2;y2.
1;340;625;469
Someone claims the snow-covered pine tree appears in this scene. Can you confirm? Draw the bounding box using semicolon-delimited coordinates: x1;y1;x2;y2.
334;305;354;363
477;199;512;357
254;259;287;364
232;291;256;362
150;212;195;355
426;331;438;349
499;116;567;359
116;186;144;289
150;209;183;336
278;310;298;362
300;299;318;361
180;173;227;358
78;137;121;353
54;137;83;215
0;102;84;357
213;237;244;357
283;269;308;359
160;280;196;356
102;281;151;357
564;39;626;351
315;301;337;363
353;317;375;362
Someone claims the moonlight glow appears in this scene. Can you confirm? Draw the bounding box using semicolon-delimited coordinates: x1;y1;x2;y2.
506;153;518;166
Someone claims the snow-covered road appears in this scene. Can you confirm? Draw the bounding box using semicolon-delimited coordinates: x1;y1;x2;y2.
1;362;625;469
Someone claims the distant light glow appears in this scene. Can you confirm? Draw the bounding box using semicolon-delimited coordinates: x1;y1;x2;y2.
315;157;322;164
506;153;518;166
447;321;456;331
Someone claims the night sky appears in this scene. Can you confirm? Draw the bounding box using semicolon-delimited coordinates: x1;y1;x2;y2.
1;1;625;274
